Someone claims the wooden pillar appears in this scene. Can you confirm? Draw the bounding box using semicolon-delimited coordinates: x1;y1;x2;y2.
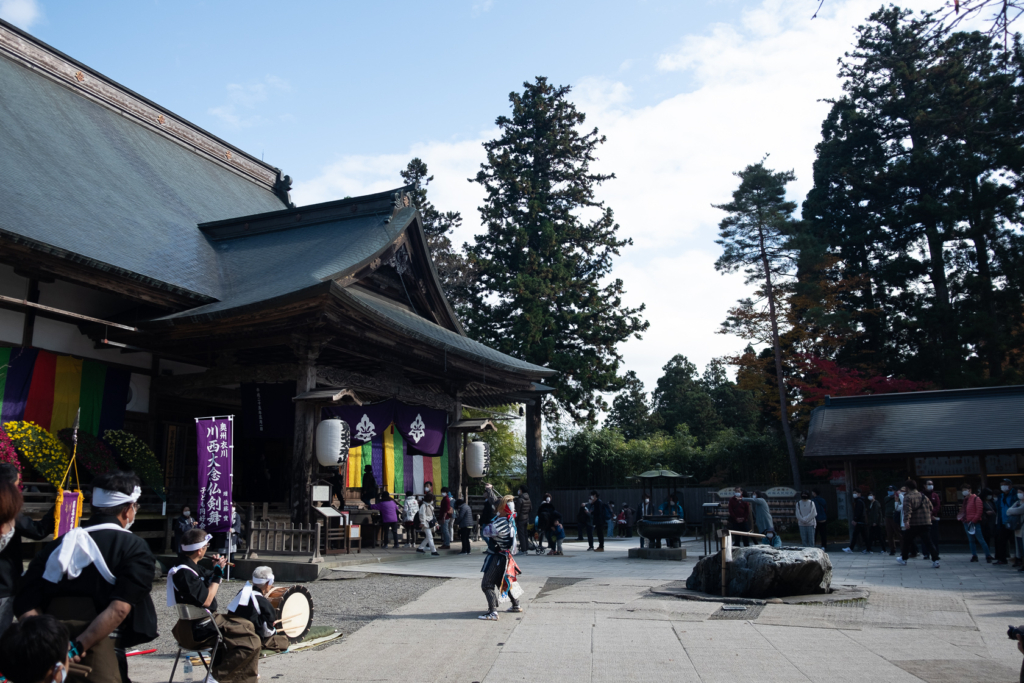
448;399;463;500
844;459;855;544
290;346;319;526
21;278;39;347
526;400;544;499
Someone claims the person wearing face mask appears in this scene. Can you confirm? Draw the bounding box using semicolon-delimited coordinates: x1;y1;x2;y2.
638;495;655;549
811;490;828;550
995;478;1018;565
0;613;71;683
536;493;556;553
883;486;900;556
514;485;532;552
924;480;942;561
957;483;992;563
14;471;157;683
759;528;782;548
865;491;883;553
843;490;869;553
897;479;939;568
0;463;53;639
728;487;752;547
1007;488;1024;572
172;504;198;554
795;491;817;547
169;528;261;681
980;488;997;547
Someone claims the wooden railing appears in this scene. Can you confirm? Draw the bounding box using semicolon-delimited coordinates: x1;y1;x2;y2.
246;520;323;563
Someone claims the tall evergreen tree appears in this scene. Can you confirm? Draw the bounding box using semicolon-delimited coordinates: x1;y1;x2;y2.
801;8;1024;385
605;370;662;440
652;355;723;446
400;159;473;316
714;159;802;488
467;77;648;421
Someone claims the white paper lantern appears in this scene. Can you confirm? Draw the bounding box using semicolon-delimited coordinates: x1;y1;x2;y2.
466;440;490;478
315;419;351;467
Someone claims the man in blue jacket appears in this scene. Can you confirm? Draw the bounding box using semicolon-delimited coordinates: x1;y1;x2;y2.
811;490;828;550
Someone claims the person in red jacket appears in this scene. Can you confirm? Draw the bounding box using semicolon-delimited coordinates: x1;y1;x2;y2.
727;487;752;547
439;487;453;550
957;483;993;562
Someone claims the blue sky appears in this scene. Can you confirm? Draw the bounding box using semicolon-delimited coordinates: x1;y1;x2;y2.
1;0;941;400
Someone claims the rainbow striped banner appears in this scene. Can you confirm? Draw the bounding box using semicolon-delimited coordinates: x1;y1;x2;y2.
346;422;446;495
0;347;130;436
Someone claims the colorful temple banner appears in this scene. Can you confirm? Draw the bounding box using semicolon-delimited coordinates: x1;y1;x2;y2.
0;347;131;435
330;400;448;495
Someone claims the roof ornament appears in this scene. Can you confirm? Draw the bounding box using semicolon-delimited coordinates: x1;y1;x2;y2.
273;172;295;209
386;245;410;275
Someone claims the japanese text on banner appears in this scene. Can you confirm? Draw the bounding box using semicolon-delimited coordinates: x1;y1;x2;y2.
196;417;233;533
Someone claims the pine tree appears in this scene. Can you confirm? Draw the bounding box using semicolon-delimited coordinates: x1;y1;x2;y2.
400;158;472;317
714;159;802;488
467;77;648;421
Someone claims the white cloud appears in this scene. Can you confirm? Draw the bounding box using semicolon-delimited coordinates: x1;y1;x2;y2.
472;0;495;16
0;0;42;30
293;0;944;397
208;75;290;128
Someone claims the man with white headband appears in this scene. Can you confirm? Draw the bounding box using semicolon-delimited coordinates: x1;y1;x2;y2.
14;471;157;683
227;566;289;652
169;527;260;682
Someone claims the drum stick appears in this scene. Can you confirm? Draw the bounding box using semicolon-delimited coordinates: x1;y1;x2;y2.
69;664;93;676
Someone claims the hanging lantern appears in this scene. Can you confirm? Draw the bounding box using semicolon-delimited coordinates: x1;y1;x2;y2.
466;439;490;478
315;418;351;467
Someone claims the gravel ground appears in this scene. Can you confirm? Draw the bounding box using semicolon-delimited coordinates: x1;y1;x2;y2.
142;573;447;659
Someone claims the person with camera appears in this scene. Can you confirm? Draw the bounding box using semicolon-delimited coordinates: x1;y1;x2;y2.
1007;624;1024;682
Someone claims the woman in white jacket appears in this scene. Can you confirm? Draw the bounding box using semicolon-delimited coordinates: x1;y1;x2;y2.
417;493;439;556
402;492;419;547
795;491;818;547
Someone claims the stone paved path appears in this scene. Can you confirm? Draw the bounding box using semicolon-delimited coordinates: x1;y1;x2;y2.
125;538;1024;682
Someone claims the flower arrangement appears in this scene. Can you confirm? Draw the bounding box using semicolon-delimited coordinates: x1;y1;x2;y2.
5;421;69;487
0;425;21;476
56;429;119;482
103;429;165;500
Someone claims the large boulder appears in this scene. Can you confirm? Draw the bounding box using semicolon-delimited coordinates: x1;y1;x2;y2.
686;546;832;598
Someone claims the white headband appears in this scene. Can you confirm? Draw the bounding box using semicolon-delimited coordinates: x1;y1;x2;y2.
92;486;142;508
181;534;212;552
252;574;274;585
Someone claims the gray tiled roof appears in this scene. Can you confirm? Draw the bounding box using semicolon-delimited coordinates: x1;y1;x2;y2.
340;287;554;377
0;51;285;299
804;386;1024;459
158;208;407;320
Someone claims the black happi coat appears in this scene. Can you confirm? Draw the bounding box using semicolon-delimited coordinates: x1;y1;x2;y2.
171;555;220;612
230;591;278;638
14;514;158;647
0;510;53;598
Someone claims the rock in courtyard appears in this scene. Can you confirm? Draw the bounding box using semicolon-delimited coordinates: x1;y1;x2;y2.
685;546;832;598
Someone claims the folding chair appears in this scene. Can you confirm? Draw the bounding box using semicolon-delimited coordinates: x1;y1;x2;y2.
168;604;224;683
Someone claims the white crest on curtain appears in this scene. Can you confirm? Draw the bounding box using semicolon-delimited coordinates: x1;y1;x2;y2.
355;415;376;441
409;414;426;443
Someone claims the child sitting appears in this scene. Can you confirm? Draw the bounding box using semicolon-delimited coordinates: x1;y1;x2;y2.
0;614;70;683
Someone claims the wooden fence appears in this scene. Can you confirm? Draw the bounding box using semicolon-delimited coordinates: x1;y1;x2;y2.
246;521;323;563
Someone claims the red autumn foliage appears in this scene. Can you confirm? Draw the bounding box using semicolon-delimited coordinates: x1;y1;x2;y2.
794;354;932;404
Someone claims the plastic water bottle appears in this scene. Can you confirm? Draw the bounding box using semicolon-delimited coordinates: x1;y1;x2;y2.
183;658;193;682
